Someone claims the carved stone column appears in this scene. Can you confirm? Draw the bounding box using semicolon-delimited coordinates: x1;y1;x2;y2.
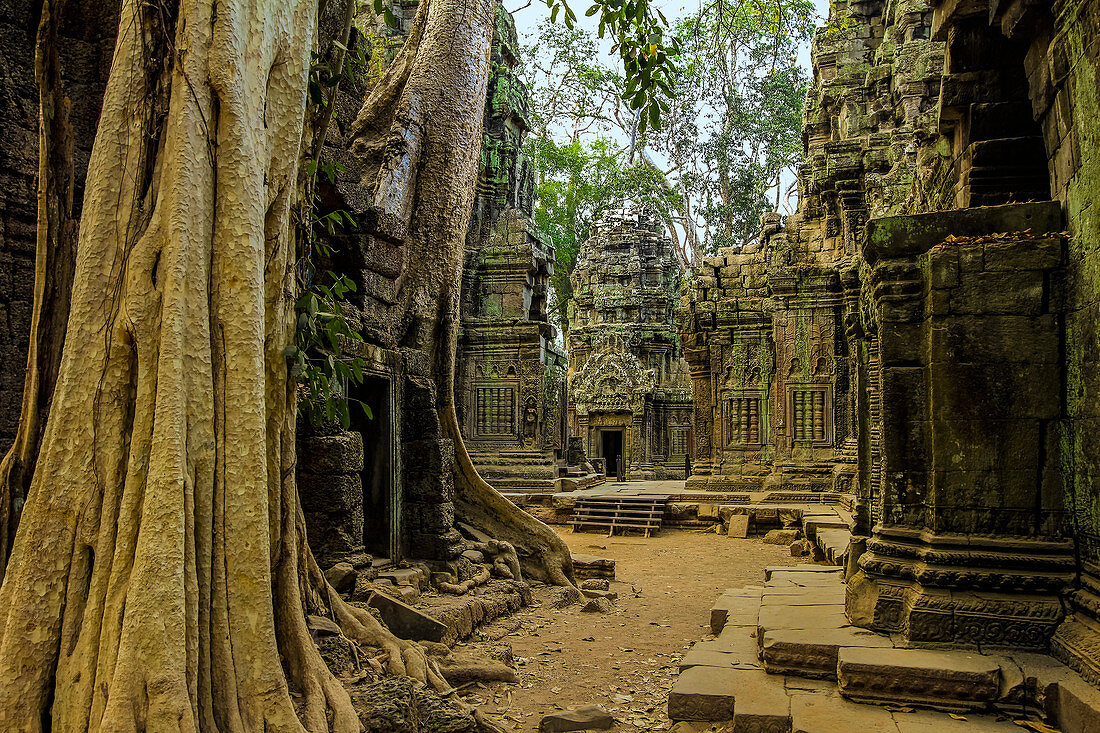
847;203;1074;648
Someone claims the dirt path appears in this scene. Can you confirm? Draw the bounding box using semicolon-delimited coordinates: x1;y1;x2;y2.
464;527;795;731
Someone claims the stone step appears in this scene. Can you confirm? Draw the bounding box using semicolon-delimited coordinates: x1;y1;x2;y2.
668;665;789;725
762;626;893;679
837;647;1004;711
814;528;852;565
764;564;843;581
790;691;896;733
709;589;762;634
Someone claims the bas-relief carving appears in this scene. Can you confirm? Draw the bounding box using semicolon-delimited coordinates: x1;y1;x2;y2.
675;0;1099;654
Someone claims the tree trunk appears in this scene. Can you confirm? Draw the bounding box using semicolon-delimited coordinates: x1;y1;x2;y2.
0;0;80;578
347;0;582;594
0;0;441;729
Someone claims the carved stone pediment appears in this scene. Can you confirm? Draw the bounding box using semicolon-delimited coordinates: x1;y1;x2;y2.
570;334;655;410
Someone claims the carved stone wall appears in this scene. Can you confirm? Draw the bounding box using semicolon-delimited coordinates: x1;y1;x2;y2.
679;0;1100;657
678;215;855;494
454;6;569;492
568;208;692;480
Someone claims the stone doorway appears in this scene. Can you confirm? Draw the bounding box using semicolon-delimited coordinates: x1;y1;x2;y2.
354;375;399;561
600;429;623;479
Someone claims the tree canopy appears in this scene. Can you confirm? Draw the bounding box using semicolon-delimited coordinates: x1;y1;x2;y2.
521;0;817;308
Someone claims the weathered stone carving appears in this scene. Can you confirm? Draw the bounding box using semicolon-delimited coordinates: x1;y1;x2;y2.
679;0;1100;656
454;6;569;492
568;207;693;479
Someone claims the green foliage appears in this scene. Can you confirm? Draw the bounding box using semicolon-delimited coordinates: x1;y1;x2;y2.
289;36;376;430
526;135;681;331
542;0;679;133
526;0;816;258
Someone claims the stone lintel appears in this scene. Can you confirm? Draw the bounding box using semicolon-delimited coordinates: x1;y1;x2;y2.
864;201;1062;263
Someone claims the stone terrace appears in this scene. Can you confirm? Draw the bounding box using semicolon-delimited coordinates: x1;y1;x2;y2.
670;565;1100;732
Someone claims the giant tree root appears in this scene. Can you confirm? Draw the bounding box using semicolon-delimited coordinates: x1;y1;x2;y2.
441;407;583;605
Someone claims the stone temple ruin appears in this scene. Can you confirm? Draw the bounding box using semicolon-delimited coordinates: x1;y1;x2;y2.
568;208;694;480
665;0;1100;728
455;8;571;494
4;0;1100;728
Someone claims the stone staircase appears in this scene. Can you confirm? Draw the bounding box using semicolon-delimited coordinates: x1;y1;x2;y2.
669;566;1100;732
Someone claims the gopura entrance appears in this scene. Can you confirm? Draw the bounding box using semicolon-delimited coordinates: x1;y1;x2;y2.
567;208;694;480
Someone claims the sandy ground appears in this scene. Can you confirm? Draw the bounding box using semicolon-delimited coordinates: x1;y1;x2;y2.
460;527;796;731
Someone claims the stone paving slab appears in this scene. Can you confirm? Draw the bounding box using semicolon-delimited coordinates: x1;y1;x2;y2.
762;626;894;678
761;586;846;604
730;668;792;731
678;644;761;672
712;627;765;660
838;647;1003;711
790;692;899;733
765;575;847;588
667;665;740;720
710;592;762;634
890;709;1022;732
758;603;849;632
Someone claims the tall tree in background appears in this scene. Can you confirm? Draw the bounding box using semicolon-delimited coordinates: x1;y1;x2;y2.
522;0;815;299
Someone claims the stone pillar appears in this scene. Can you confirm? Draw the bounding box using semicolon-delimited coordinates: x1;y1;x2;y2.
298;429;366;568
847;204;1074;648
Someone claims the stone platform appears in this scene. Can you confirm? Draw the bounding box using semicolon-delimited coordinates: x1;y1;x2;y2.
670;566;1100;732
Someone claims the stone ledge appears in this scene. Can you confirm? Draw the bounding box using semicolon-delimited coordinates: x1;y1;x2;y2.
837;647;1003;711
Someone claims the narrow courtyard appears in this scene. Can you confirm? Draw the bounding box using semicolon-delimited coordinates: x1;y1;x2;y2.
473;523;792;730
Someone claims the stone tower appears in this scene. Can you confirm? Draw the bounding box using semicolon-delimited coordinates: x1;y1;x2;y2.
568;207;693;480
454;5;569;492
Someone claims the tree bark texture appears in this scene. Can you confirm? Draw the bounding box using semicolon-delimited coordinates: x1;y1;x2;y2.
0;0;440;729
345;0;581;594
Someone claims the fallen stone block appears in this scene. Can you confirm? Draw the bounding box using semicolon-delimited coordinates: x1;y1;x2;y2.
837;647;1003;711
306;614;343;636
367;591;448;643
376;567;423;588
727;514;750;538
763;529;800;545
581;578;610;591
539;705;615;732
581;596;615;613
436;655;519;686
324;562;357;593
790;539;812;557
761;626;893;679
571;552;615;580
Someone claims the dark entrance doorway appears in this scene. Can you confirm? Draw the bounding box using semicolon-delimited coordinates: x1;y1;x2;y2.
601;429;623;480
352;376;398;560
